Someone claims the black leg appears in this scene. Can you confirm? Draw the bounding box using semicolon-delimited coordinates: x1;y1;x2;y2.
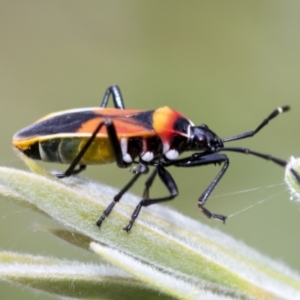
55;165;86;178
198;160;229;222
56;119;126;178
142;167;158;199
123;164;178;232
96;163;149;228
100;85;125;109
172;153;230;222
222;106;289;142
105;119;127;168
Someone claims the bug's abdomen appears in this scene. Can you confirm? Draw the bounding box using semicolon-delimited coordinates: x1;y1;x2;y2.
14;137;117;165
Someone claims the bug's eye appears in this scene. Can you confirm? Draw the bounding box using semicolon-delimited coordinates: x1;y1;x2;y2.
195;135;207;145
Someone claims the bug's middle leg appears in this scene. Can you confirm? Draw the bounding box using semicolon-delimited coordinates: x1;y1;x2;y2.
124;164;178;232
96;163;148;228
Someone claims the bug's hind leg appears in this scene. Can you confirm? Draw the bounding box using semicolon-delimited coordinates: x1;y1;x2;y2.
96;163;149;228
55;117;126;179
55;165;86;178
100;85;125;109
55;85;126;178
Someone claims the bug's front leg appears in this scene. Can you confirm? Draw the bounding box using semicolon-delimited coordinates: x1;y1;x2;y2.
198;159;229;223
174;153;229;223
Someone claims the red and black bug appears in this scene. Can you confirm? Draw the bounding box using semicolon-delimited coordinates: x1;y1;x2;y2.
13;85;292;231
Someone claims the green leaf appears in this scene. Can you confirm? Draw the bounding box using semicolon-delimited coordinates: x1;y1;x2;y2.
0;155;300;299
0;251;172;300
90;242;244;300
41;226;94;252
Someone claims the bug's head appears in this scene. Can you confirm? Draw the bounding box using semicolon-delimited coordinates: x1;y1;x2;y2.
189;124;223;152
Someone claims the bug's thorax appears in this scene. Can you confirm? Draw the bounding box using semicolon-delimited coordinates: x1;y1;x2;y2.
140;107;194;162
120;107;194;163
107;122;224;165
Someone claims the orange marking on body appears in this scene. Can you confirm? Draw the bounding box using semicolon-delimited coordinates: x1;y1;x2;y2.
77;114;155;138
152;106;184;142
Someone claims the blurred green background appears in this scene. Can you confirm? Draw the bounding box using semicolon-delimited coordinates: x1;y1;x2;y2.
1;1;300;298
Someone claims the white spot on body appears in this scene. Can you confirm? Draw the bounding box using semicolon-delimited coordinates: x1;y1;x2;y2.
123;154;132;163
39;143;49;161
165;149;179;160
187;124;192;139
163;142;170;154
141;151;154;162
120;137;132;163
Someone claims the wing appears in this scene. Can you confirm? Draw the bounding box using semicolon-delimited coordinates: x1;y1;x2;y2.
13;108;157;143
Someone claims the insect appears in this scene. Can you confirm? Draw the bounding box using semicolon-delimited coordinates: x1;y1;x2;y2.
13;85;291;231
